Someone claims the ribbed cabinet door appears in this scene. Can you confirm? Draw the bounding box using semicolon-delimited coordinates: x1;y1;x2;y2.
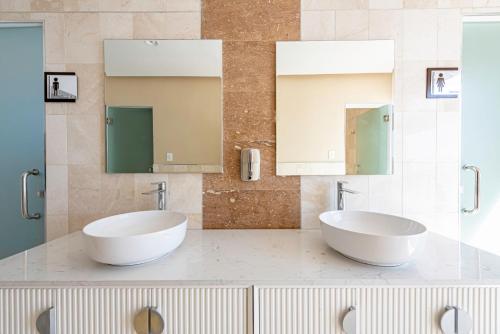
358;287;500;334
151;287;248;334
257;287;357;334
0;288;56;334
56;287;149;334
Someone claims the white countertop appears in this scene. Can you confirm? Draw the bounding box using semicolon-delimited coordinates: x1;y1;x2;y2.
0;230;499;287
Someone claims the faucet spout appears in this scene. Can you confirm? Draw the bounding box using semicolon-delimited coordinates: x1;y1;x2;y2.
336;181;358;211
141;181;167;210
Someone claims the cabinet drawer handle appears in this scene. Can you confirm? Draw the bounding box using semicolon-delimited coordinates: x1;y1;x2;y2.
134;306;164;334
440;306;472;334
342;306;356;334
36;307;55;334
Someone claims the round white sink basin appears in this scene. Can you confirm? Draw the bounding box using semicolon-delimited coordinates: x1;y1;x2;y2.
319;211;427;266
83;210;187;266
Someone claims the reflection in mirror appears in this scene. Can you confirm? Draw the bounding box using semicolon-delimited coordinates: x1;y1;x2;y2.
345;105;393;175
106;107;153;173
103;39;223;173
276;40;395;176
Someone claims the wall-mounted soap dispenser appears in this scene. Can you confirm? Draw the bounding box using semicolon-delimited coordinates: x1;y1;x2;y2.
241;148;260;181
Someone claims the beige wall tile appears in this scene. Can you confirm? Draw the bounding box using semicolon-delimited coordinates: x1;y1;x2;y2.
46;115;67;165
100;13;133;39
101;173;136;217
402;10;438;60
31;13;65;64
67;114;101;165
401;60;437;112
335;10;369;40
404;0;439;7
369;0;403;8
166;0;200;12
64;0;99;11
438;0;473;7
402;162;436;214
68;164;101;191
403;111;437;162
30;0;63;11
301;10;335;40
187;213;202;229
368;10;403;58
393;111;403;161
165;12;200;39
302;0;368;10
436;162;459;212
100;0;166;12
301;176;332;216
369;162;403;215
46;165;68;215
168;174;202;214
437;111;460;162
68;188;101;231
437;9;462;61
0;0;30;11
472;0;500;6
301;212;321;229
46;214;68;241
65;63;104;115
133;13;167;39
64;13;101;64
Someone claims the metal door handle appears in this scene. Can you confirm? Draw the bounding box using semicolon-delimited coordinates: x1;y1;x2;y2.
462;165;480;214
21;169;41;219
36;307;55;334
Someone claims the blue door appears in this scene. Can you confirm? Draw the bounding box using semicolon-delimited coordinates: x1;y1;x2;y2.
461;19;500;255
0;23;45;259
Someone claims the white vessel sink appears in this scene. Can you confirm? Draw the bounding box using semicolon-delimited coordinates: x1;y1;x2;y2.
83;210;187;266
319;211;427;266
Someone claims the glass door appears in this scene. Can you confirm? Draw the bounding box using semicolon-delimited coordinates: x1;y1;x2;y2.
461;18;500;255
0;23;45;259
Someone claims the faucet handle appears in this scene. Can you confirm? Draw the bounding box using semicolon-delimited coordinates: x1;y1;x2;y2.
150;181;166;189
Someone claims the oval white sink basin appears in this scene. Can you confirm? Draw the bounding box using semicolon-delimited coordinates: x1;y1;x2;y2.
83;210;187;266
319;211;427;266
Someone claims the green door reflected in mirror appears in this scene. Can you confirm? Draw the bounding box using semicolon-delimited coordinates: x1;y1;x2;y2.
105;106;154;173
354;105;393;175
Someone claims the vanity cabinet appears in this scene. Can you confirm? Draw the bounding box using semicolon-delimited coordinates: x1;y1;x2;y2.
0;287;249;334
255;287;500;334
255;287;356;334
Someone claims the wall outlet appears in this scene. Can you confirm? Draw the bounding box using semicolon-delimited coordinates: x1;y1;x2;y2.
166;152;173;161
328;150;336;160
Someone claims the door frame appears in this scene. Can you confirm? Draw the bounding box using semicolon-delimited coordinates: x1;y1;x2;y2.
0;20;47;241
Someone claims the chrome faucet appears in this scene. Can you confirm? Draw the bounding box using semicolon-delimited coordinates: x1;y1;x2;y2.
142;181;167;210
336;181;358;210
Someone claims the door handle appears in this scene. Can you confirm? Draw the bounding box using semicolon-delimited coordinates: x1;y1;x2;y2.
462;165;480;214
21;169;41;220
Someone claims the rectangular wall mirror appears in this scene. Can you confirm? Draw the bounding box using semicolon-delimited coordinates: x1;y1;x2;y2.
276;40;395;176
104;39;223;173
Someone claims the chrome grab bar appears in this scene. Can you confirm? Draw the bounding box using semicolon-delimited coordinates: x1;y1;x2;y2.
21;169;41;219
462;165;480;214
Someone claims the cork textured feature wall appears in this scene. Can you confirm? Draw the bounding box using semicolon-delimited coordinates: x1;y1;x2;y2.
201;0;301;228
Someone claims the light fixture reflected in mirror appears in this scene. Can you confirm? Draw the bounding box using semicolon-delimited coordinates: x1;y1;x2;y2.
144;40;159;46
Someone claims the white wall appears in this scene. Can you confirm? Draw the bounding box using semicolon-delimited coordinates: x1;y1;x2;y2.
299;1;482;240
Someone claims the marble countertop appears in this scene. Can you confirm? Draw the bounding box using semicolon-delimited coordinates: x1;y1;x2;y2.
0;230;499;287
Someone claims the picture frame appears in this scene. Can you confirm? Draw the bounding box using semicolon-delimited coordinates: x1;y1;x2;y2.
426;67;460;99
44;72;78;102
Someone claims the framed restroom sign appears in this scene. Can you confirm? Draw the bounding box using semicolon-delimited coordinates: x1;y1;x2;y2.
44;72;77;102
426;67;460;99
